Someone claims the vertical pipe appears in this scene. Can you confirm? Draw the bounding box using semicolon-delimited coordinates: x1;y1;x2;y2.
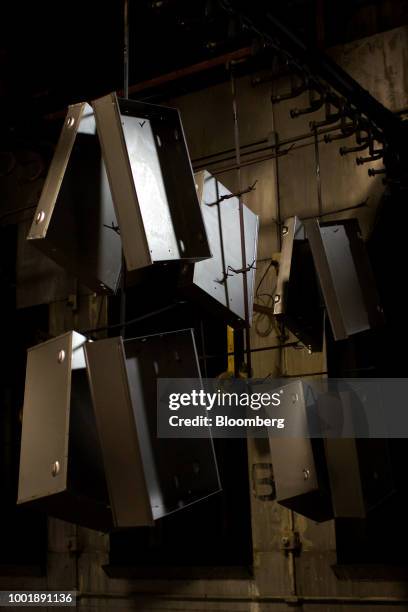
121;0;130;335
314;126;323;216
230;66;252;377
123;0;129;99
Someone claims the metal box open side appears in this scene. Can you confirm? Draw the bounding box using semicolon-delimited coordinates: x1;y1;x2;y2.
27;104;122;295
179;170;259;326
85;329;221;528
92;93;211;273
17;332;112;531
274;216;383;347
304;218;384;340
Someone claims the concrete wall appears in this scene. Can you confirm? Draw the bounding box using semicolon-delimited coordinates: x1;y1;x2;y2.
2;25;407;611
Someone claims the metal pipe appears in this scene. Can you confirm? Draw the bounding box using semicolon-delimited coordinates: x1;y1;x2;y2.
45;46;254;122
368;167;386;177
221;0;403;142
207;146;292;176
313;127;323;216
192;122;351;172
340;141;368;155
356;152;384;165
300;199;368;220
123;0;129;99
122;46;253;98
193;137;269;165
271;77;308;104
120;0;130;336
290;91;325;118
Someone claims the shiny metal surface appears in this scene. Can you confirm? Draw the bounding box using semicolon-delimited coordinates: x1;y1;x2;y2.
122;114;179;261
265;380;332;522
305;218;383;340
85;329;221;528
18;332;111;531
91;93;150;272
27;103;122;295
28;104;85;241
180;171;258;325
92;92;211;271
18;333;73;503
273;216;305;316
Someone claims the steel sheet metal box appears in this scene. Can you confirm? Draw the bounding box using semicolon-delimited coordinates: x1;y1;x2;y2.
265;380;333;522
92;93;211;273
17;332;112;531
305;218;383;340
85;329;221;528
274;216;383;347
273;216;324;350
180;171;259;326
27;104;122;295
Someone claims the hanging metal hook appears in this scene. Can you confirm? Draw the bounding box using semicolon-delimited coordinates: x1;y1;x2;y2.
206;180;258;207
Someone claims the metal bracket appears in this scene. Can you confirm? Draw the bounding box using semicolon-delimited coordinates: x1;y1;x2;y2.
206;180;257;207
215;259;256;284
103;221;121;235
281;530;301;553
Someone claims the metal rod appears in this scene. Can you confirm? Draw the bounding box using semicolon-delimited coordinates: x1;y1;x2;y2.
120;0;130;335
300;199;368;220
123;0;129;99
313;126;323;216
273;132;283;251
198;341;299;362
230;65;252;377
80;301;185;337
193;137;269;164
123;46;253;98
206;146;292;175
192;123;349;172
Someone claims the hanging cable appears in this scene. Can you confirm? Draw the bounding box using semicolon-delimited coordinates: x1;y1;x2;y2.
120;0;130;337
79;302;185;337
